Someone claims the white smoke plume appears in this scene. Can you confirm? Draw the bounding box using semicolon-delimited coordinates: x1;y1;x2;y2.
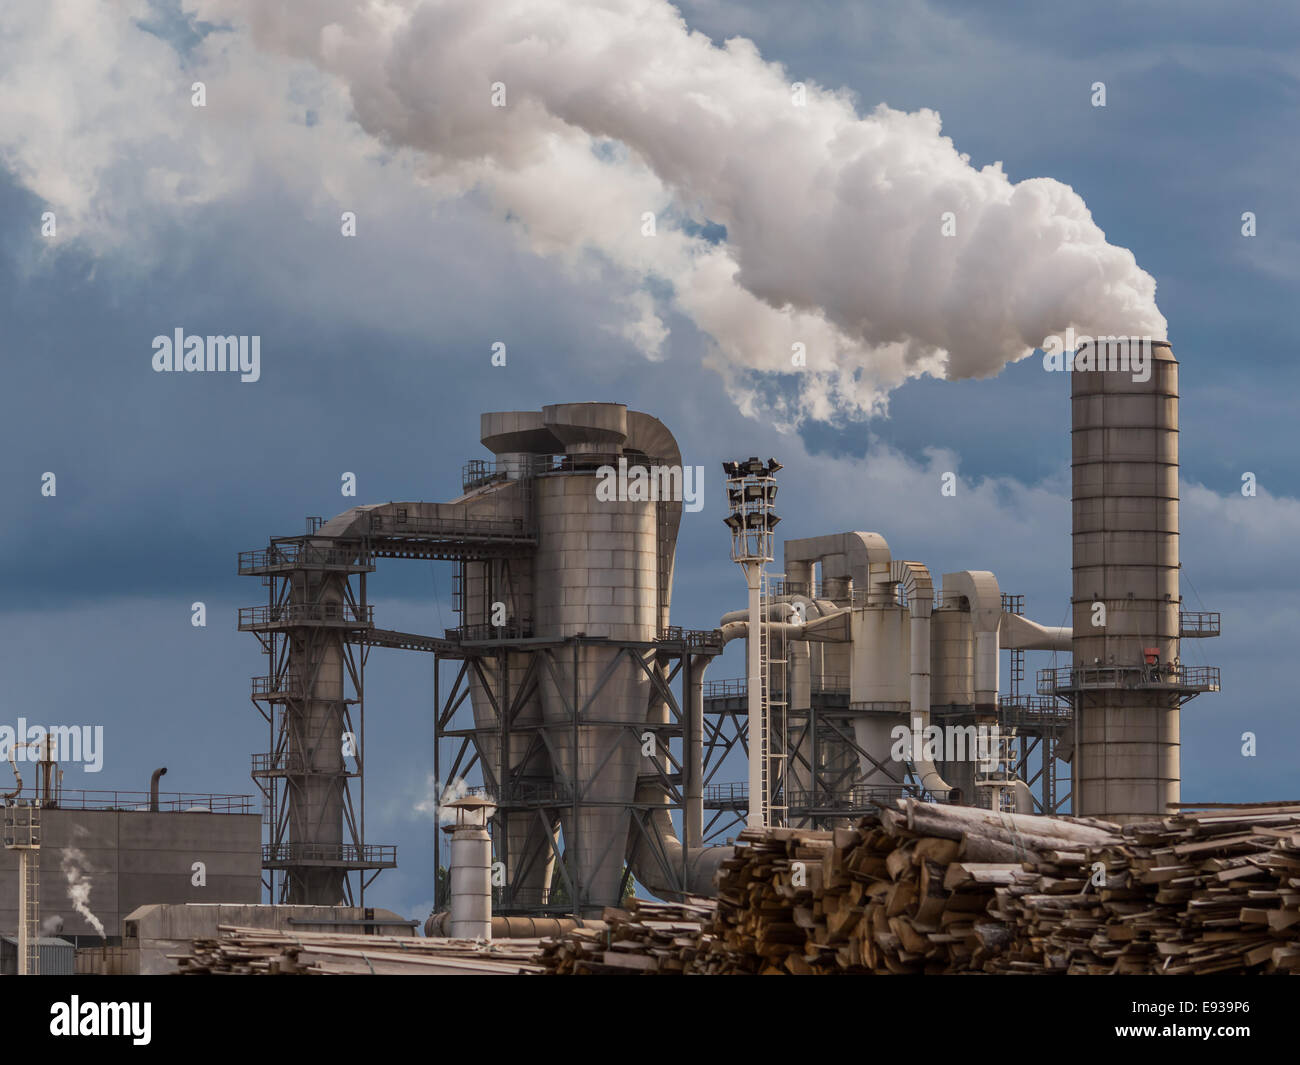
60;847;106;940
192;0;1166;422
414;774;494;824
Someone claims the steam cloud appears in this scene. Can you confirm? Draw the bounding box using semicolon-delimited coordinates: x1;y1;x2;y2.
194;0;1166;421
415;774;494;824
61;847;106;940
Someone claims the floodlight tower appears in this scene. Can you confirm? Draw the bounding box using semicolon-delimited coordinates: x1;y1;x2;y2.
4;736;55;976
723;457;781;829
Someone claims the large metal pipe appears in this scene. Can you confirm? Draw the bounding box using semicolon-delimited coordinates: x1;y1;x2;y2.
685;657;705;847
743;564;764;828
3;750;20;800
1072;338;1181;822
626;778;731;899
891;561;955;799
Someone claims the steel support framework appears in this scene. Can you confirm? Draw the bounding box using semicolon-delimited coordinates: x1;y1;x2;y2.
700;686;932;835
241;536;393;905
240;499;539;906
433;631;722;916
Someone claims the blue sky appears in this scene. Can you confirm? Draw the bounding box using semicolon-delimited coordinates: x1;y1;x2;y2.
2;0;1298;920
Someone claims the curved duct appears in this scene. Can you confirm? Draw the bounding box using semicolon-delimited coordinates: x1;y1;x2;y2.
3;750;19;801
542;401;628;458
784;532;893;605
149;767;167;812
941;571;1002;714
627;779;732;899
720;602;800;626
890;560;956;799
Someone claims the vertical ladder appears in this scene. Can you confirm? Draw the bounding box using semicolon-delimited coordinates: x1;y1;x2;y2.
1002;593;1025;701
21;847;39;974
760;574;787;826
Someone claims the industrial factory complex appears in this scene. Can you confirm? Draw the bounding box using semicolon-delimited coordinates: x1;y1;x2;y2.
6;336;1268;980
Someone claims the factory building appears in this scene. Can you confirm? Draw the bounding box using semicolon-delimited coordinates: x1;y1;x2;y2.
235;337;1218;920
0;791;261;946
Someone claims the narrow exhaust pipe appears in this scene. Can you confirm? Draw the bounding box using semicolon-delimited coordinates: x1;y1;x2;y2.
149;767;167;812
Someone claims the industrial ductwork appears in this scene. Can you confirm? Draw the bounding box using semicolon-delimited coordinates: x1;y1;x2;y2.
890;560;955;799
940;571;1002;715
1001;614;1072;651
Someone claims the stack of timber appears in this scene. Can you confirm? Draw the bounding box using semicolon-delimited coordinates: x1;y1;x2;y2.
171;926;546;975
990;802;1300;975
692;800;1300;975
693;800;1121;974
536;898;716;974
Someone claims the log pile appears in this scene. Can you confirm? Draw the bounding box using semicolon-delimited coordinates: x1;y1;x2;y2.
693;800;1120;974
535;898;716;974
171;926;546;975
691;800;1300;975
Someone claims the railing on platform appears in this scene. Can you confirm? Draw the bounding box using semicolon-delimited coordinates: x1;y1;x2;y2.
1038;663;1220;694
238;543;373;573
367;512;531;541
238;603;374;628
251;673;303;699
262;843;397;867
447;620;535;642
703;674;850;699
462;452;677;492
704;781;748;805
1179;611;1221;637
658;626;724;650
498;781;573;805
25;790;256;814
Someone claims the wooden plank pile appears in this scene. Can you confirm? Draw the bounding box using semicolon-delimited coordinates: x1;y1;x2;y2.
535;898;716;974
171;926;546;975
990;802;1300;974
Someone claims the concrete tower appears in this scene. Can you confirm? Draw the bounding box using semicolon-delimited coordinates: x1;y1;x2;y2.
1068;337;1217;823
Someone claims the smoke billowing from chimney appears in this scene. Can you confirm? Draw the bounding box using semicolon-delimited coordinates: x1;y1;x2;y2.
197;0;1166;421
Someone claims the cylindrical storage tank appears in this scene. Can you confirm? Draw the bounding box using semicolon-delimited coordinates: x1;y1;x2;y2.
930;606;973;708
1071;337;1180;823
850;607;911;788
534;464;658;914
850;607;910;704
445;797;494;940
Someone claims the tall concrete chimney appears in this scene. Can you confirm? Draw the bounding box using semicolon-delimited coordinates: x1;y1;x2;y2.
1070;337;1184;822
